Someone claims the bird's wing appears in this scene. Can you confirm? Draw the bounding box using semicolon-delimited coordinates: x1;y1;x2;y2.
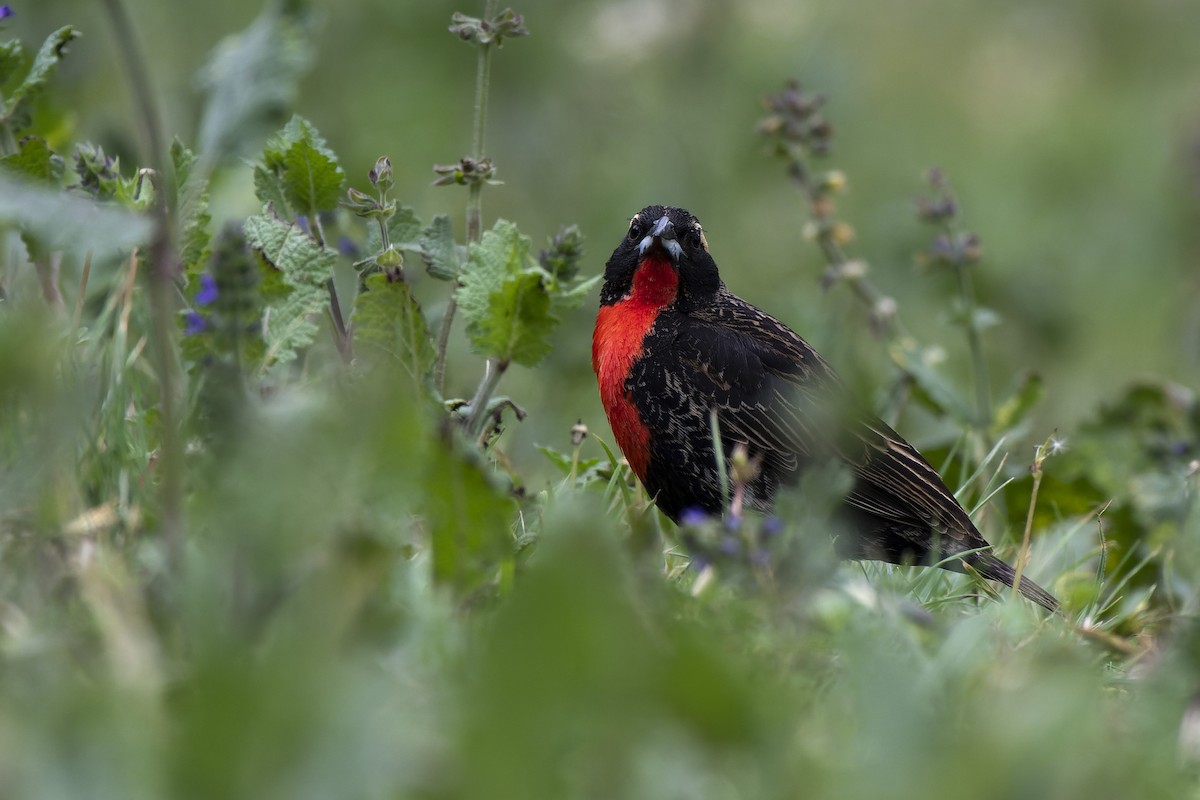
680;291;978;543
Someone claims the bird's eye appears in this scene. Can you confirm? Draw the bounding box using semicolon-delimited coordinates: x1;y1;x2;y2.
685;228;703;249
628;221;643;241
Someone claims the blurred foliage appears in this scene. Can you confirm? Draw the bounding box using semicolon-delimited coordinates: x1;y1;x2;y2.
1;1;1199;798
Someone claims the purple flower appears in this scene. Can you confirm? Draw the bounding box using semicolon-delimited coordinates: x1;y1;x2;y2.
0;6;13;20
184;311;208;335
722;513;742;533
337;236;358;258
296;215;309;234
718;535;741;556
679;507;709;527
194;274;218;306
762;515;784;537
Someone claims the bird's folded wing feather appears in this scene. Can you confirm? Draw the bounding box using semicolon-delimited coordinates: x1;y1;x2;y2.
680;292;977;543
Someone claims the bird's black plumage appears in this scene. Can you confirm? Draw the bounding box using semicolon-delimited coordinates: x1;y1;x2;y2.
594;205;1058;612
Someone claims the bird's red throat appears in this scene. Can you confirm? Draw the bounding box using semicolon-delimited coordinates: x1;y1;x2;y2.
592;255;679;482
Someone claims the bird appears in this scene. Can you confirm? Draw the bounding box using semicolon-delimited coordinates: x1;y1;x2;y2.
592;204;1058;612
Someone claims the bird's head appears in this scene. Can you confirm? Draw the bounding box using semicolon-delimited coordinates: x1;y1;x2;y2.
599;205;721;308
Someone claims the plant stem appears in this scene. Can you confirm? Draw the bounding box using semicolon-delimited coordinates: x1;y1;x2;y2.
326;278;351;361
1011;455;1042;604
791;161;911;342
100;0;184;575
709;408;729;510
433;299;456;396
72;251;93;331
956;263;991;428
35;253;64;312
435;0;497;397
98;0;165;176
466;356;507;436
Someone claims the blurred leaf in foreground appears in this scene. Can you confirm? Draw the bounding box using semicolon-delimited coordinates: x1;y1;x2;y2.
0;173;153;257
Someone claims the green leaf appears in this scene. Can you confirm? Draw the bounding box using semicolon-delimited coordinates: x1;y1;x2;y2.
535;445;602;478
1;27;79;131
351;272;434;385
195;3;313;162
0;173;153;257
173;140;213;280
253;162;293;218
258;115;345;218
457;220;561;367
481;270;556;366
244;213;335;368
419;214;460;281
364;204;424;256
554;273;601;309
0;136;64;183
0;40;25;88
423;444;515;598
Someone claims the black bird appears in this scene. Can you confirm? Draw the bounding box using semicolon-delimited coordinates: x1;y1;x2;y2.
592;204;1058;611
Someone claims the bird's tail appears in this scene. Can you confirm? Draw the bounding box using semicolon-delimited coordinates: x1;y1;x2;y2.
967;552;1059;613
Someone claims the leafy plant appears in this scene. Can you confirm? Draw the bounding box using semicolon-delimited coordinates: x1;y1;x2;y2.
0;4;1197;800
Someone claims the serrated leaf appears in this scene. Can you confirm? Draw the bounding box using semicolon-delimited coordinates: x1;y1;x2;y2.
455;219;531;323
245;213;336;287
476;269;557;367
420;214;460;281
0;136;63;183
352;272;434;385
258;115;344;218
244;214;335;368
172;140;212;280
364;204;424;256
170;138;198;187
0;173;152;257
253;162;292;218
0;40;25;88
2;27;79;131
554;273;601;309
457;220;560;366
195;3;313;162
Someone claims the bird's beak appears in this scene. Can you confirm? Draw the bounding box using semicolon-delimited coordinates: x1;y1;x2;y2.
638;214;683;264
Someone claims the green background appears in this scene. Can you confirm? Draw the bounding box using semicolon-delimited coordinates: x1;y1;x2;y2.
21;0;1200;475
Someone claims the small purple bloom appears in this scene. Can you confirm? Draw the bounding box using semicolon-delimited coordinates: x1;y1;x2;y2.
762;515;784;537
679;507;709;527
296;215;309;234
722;513;742;533
194;274;218;306
337;236;358;258
184;311;208;335
718;535;741;556
0;5;13;20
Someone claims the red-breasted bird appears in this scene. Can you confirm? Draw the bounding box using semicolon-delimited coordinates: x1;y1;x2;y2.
592;204;1058;611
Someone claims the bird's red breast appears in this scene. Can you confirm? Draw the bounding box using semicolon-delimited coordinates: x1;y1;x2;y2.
592;255;679;482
